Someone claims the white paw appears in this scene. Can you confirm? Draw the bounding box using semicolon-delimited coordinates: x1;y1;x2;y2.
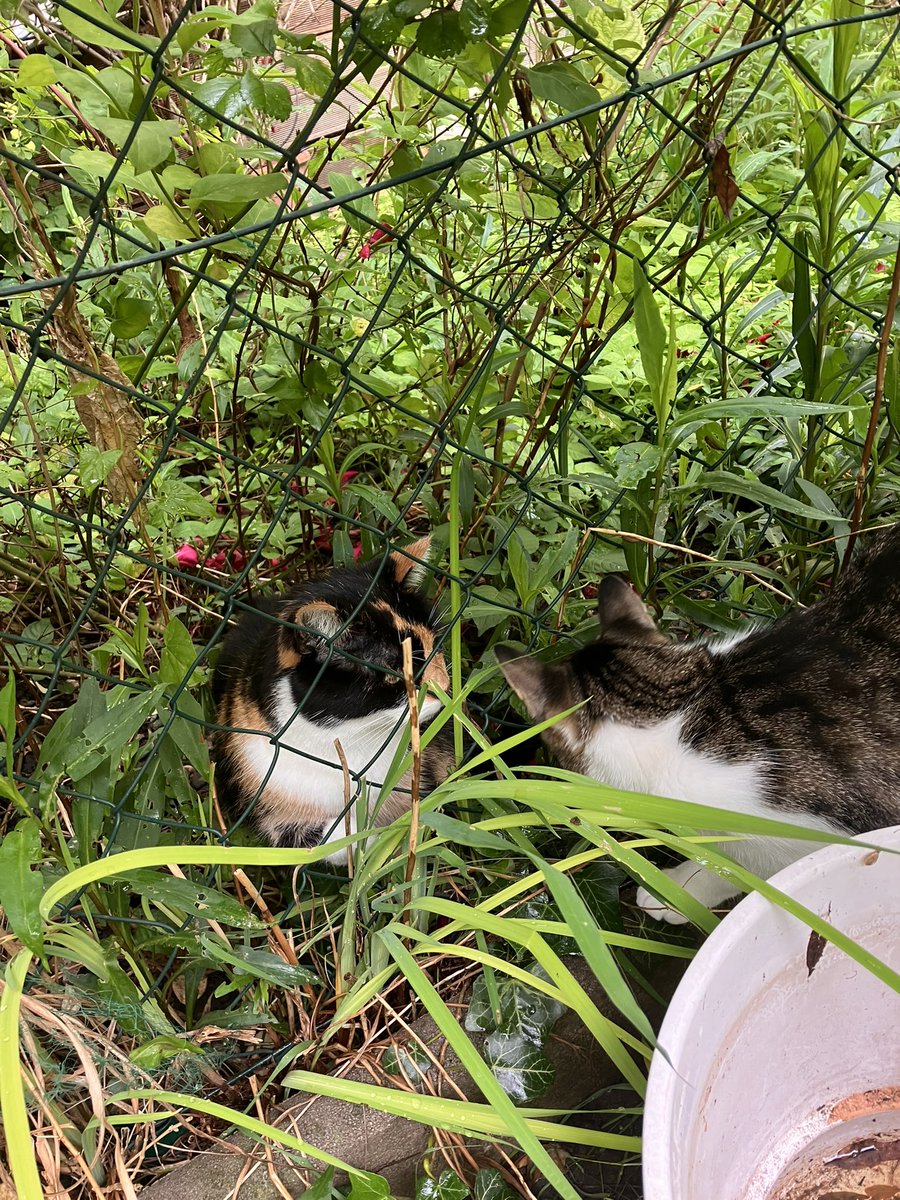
636;885;690;925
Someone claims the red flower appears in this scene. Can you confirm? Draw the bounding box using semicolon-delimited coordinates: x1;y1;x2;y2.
340;470;359;487
206;550;227;571
231;549;247;571
176;544;199;569
358;224;393;260
875;261;887;274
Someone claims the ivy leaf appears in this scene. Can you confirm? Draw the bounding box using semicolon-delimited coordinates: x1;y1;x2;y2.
347;1173;392;1200
417;1170;470;1200
0;819;45;956
484;1031;555;1103
474;1170;517;1200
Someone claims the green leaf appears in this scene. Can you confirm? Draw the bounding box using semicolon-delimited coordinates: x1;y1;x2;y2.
126;870;263;929
792;231;819;401
110;296;153;339
199;936;321;986
591;1;644;57
292;53;334;97
56;0;153;53
418;1170;470;1200
377;931;583;1200
65;687;162;782
230;0;278;56
486;0;530;36
524;62;601;114
94;117;179;175
261;80;292;120
831;0;860;100
327;170;377;233
189;172;283;211
129;1035;204;1069
0;820;45;956
142;204;194;240
416;11;467;56
484;1033;554;1103
348;1173;392;1200
886;338;900;432
632;262;668;424
16;55;57;87
689;470;840;522
79;446;124;494
1;952;44;1200
539;864;656;1044
159;616;200;687
473;1169;517;1200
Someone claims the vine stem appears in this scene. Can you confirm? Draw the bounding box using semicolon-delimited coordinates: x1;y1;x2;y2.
845;240;900;564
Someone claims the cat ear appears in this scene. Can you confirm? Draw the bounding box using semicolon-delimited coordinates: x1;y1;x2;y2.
294;601;342;639
390;535;432;590
496;646;555;721
597;575;659;639
278;602;344;670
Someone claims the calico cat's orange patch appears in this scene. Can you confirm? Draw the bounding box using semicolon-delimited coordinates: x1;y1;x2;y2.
390;536;430;584
224;688;327;829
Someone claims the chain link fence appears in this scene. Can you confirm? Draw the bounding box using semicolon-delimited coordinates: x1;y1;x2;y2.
1;0;899;1186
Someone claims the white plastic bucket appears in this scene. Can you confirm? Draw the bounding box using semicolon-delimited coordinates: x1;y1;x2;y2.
642;826;900;1200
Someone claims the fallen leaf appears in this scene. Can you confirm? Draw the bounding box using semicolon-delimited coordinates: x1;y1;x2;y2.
806;929;826;976
709;139;739;221
51;291;145;504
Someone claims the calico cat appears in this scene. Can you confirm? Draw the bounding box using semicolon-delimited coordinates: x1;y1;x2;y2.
497;527;900;923
212;536;453;862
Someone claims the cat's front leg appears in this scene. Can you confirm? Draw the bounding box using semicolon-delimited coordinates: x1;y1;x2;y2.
636;859;741;924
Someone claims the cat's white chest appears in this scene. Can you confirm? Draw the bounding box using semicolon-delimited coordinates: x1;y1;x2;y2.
241;678;439;815
582;714;766;811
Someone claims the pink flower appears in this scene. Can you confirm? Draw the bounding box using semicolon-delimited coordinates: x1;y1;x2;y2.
340;470;359;487
359;243;372;261
875;261;886;274
353;541;363;560
206;550;227;571
231;549;247;571
176;544;199;569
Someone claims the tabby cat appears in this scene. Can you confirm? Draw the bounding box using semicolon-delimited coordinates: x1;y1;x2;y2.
212;536;452;861
497;527;900;922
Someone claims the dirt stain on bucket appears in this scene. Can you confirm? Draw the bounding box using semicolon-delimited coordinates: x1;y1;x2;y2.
766;1134;900;1200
